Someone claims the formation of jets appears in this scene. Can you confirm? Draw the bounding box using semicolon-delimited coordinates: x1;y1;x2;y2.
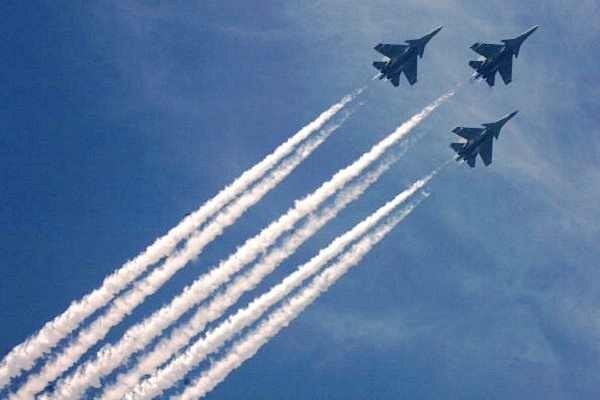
372;26;538;167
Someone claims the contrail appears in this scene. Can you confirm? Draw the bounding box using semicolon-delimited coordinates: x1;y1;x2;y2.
45;91;451;399
126;174;433;400
178;187;435;399
8;97;358;399
0;90;358;391
177;203;420;399
100;159;396;400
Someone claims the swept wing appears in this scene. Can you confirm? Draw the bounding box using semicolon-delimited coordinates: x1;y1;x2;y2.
403;56;418;85
498;59;513;84
479;136;494;166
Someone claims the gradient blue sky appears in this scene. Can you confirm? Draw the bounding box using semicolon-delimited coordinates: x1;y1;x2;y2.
2;1;599;399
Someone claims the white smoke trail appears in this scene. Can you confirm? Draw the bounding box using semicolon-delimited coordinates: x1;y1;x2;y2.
178;189;434;399
0;91;358;392
101;159;396;400
44;90;450;399
10;101;357;400
89;91;451;399
127;174;433;400
50;158;390;400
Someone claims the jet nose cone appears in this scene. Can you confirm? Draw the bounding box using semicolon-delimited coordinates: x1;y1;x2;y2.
500;110;518;124
522;25;539;38
423;26;443;42
429;26;443;38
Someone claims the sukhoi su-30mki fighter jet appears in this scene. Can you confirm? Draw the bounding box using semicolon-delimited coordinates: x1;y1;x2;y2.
372;26;443;87
450;111;518;167
469;25;538;86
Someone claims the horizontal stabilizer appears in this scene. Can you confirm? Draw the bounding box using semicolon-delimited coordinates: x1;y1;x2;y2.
372;61;387;71
469;60;484;70
450;143;464;153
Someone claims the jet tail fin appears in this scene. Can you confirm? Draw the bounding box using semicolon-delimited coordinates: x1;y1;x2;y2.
469;60;484;70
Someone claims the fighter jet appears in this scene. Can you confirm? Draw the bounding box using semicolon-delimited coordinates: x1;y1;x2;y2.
372;26;443;87
469;25;538;86
450;111;518;167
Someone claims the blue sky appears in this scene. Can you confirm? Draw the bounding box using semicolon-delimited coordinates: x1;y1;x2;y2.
1;1;599;399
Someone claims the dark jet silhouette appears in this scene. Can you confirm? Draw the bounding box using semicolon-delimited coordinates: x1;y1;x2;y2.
469;26;538;86
372;26;443;87
451;111;518;167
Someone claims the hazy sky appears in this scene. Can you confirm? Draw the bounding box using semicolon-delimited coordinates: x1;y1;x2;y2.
2;1;599;399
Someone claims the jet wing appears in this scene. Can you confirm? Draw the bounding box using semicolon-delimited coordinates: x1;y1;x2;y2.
374;43;408;58
498;59;513;84
470;43;503;58
403;55;418;85
479;136;494;166
452;127;484;140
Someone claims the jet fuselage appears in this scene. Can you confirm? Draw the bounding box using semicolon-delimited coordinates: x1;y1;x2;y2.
378;47;418;79
472;48;513;80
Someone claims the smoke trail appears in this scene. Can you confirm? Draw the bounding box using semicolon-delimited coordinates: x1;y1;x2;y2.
0;91;359;392
51;158;390;399
101;92;452;398
47;90;451;399
127;174;433;400
10;103;356;400
178;189;433;399
95;91;449;398
101;159;397;400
